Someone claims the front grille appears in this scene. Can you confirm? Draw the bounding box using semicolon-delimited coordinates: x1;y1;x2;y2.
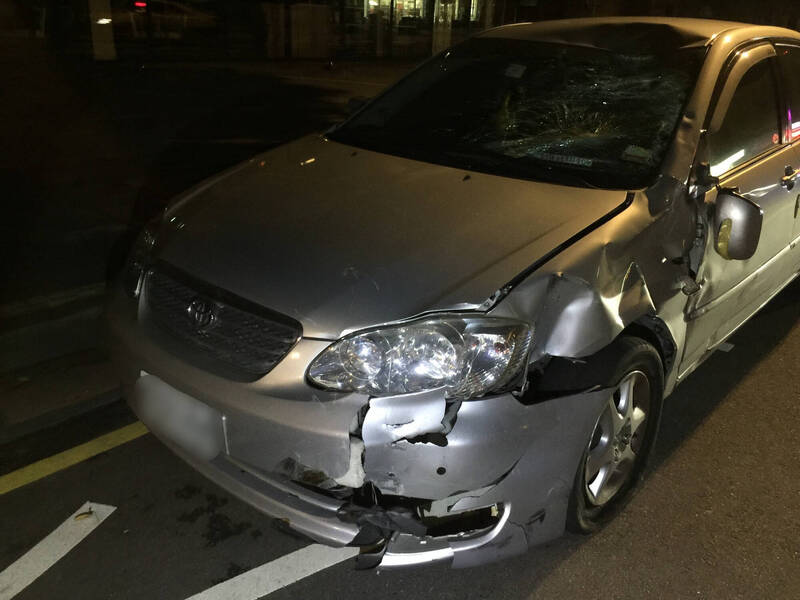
142;264;302;382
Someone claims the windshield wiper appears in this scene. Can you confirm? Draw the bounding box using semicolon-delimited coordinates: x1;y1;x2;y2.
441;149;601;189
513;153;602;189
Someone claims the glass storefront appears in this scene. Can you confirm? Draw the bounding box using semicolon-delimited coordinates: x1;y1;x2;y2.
364;0;427;20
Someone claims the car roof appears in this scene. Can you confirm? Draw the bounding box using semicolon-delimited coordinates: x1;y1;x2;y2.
479;17;800;50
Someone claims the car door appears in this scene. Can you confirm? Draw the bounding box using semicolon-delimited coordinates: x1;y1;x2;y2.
682;43;798;374
776;43;800;257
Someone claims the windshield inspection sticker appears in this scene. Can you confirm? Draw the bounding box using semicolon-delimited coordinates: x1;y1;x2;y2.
530;150;593;167
622;145;654;165
504;63;527;78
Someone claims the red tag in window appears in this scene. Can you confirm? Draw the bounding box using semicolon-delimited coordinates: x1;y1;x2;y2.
773;133;780;144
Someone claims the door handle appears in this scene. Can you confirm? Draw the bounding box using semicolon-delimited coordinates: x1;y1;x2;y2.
781;165;798;189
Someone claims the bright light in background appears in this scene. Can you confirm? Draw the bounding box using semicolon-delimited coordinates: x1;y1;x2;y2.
710;149;745;176
134;1;147;7
96;18;112;24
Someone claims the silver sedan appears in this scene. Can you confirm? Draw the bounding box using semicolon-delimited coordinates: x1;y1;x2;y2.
108;17;800;568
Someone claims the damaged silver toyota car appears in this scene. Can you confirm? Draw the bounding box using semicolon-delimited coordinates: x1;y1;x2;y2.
108;17;800;568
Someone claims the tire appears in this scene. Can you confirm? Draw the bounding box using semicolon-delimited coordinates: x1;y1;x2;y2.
566;335;664;534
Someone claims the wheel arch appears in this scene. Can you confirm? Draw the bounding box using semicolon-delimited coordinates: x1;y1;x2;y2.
523;315;675;403
621;315;677;381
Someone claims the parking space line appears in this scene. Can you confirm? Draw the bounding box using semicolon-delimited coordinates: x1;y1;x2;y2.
0;501;115;600
186;544;359;600
0;422;148;496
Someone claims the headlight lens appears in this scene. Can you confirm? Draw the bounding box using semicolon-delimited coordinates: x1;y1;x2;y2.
308;316;532;399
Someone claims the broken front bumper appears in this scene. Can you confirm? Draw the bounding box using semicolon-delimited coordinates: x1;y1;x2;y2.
108;291;611;568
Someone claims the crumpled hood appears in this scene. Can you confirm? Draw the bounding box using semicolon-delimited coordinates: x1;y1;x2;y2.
156;135;628;338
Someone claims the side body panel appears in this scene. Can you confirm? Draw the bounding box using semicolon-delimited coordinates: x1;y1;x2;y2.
681;43;800;376
793;150;800;251
682;146;798;371
779;42;800;257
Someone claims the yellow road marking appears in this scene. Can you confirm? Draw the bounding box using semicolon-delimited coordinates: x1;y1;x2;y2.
0;421;149;496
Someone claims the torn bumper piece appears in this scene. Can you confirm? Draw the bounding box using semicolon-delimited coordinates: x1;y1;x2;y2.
129;371;610;567
361;388;538;500
352;385;611;568
165;421;526;568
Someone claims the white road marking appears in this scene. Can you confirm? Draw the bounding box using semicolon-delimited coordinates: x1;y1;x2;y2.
0;501;115;600
186;544;359;600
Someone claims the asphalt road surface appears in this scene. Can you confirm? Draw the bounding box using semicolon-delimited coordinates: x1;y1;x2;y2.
1;279;799;600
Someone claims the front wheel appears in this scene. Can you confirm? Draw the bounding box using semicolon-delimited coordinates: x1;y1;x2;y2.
567;336;664;533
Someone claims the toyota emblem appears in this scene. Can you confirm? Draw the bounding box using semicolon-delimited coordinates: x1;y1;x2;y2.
187;297;217;329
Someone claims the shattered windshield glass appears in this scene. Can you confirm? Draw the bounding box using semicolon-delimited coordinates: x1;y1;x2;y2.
330;38;705;189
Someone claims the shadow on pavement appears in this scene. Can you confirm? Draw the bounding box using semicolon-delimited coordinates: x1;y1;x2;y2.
651;276;800;469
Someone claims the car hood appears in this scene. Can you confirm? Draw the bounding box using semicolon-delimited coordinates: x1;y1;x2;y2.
156;135;629;338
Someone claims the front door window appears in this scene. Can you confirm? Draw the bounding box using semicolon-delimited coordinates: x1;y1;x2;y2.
707;59;781;177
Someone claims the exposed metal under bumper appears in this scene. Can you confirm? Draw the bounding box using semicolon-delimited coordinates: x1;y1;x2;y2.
162;438;360;547
378;503;516;569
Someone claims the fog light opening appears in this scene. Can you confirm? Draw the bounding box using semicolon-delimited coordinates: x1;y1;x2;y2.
421;503;502;538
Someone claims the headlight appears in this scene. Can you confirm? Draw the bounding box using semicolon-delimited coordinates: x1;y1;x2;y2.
123;222;158;298
308;316;532;399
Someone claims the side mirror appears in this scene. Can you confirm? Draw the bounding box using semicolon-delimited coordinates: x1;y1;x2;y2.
713;189;763;260
346;96;369;114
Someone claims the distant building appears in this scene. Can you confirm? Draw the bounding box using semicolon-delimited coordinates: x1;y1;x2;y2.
5;0;796;61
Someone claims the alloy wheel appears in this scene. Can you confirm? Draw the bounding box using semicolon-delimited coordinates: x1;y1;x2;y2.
584;370;651;506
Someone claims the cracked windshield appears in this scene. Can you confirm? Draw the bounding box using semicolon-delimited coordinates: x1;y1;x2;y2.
332;38;705;189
